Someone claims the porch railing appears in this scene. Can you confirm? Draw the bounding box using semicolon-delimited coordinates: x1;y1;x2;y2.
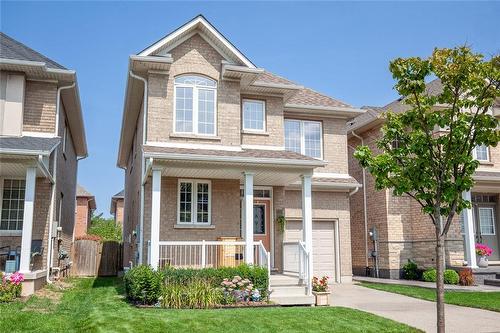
157;240;270;271
298;241;311;295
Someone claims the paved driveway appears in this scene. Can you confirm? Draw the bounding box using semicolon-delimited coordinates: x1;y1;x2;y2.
331;284;500;333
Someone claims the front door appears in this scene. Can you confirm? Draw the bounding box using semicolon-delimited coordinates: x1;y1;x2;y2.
253;200;271;251
474;205;500;260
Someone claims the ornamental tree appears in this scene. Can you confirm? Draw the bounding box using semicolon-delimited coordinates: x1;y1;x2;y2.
354;46;500;333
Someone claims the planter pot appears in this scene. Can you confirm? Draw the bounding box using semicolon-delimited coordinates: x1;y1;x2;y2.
312;291;331;306
477;255;489;268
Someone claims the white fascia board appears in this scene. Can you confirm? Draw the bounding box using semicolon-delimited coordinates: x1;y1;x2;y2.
285;103;366;115
0;58;46;68
313;172;352;179
143;151;326;168
138;16;256;68
251;82;303;91
130;55;174;64
222;64;264;75
0;148;52;156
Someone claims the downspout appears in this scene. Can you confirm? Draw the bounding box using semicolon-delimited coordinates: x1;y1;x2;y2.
351;130;369;270
129;71;147;265
46;82;74;284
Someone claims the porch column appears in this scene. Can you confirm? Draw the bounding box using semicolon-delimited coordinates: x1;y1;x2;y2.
301;174;313;292
243;172;254;264
462;191;478;268
150;167;162;270
19;167;36;273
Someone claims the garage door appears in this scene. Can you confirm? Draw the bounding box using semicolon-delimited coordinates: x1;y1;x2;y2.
283;220;336;278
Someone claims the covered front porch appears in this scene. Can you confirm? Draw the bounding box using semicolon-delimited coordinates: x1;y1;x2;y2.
141;146;326;296
0;137;59;295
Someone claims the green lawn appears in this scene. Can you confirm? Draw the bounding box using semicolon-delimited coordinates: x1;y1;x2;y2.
0;277;421;333
358;282;500;312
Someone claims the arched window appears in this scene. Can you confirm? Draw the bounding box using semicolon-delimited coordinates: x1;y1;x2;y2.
174;75;217;135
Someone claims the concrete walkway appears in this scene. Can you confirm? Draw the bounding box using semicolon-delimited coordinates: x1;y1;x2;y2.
354;276;500;292
331;284;500;333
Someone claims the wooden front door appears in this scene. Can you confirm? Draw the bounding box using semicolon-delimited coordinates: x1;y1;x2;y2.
253;200;271;251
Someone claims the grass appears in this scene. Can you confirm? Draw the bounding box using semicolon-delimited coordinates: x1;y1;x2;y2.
358;282;500;312
0;277;422;333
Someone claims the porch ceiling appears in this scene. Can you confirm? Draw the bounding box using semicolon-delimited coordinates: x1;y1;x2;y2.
154;159;312;186
0;155;48;178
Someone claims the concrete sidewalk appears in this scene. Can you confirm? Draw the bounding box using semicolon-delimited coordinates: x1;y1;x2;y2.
331;284;500;333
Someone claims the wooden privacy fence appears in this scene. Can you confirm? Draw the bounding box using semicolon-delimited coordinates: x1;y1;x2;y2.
72;239;122;277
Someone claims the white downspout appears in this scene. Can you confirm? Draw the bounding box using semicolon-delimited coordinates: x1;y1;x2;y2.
129;71;147;264
351;130;369;269
46;83;74;284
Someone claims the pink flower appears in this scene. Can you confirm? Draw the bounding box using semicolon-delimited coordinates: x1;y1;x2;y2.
476;243;493;257
10;272;24;285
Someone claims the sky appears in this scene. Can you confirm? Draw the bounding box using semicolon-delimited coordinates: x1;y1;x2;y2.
1;1;499;216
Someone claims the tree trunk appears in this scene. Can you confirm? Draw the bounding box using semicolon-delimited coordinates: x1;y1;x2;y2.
435;214;446;333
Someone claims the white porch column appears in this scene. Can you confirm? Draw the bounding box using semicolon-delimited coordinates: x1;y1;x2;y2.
19;167;36;273
462;191;477;268
243;172;254;264
302;174;313;292
150;167;162;270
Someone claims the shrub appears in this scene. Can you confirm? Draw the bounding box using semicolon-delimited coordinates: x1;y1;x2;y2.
0;272;24;302
458;268;475;286
123;265;164;304
444;269;459;285
422;268;437;282
162;264;269;298
402;260;419;280
88;213;122;242
160;280;223;309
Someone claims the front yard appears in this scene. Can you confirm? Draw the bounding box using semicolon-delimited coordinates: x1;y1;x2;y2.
0;277;421;333
358;281;500;312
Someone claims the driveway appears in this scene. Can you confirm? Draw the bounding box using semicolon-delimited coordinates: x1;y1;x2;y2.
331;284;500;333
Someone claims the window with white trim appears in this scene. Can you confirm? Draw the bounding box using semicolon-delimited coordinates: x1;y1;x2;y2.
473;145;489;161
478;207;496;235
285;119;322;158
174;75;217;135
178;180;211;224
0;179;25;231
242;99;265;131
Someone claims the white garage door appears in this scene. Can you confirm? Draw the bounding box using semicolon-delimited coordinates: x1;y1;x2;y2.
283;220;336;278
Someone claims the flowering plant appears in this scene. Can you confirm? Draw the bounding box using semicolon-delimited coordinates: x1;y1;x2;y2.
475;243;493;257
312;276;329;292
220;275;259;302
0;271;24;302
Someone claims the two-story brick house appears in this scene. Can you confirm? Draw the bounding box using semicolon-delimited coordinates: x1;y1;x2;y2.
348;79;500;280
73;184;96;239
117;16;364;304
0;33;87;294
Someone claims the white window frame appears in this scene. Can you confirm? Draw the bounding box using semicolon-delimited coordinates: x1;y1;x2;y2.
242;99;266;132
473;145;489;162
177;179;212;225
284;119;323;159
478;207;496;235
0;177;25;235
173;75;217;136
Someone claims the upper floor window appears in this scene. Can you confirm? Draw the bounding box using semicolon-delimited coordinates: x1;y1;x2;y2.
242;99;265;132
285;119;322;159
174;75;217;136
473;145;489;161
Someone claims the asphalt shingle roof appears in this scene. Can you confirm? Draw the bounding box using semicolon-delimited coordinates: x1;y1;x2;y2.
0;32;66;70
112;190;124;198
0;136;60;154
76;184;94;197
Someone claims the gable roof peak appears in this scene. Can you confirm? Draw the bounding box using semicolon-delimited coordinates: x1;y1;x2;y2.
138;15;256;68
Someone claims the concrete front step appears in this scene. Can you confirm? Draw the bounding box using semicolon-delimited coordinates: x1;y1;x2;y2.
269;274;313;305
270;274;301;285
270;294;315;305
484;279;500;287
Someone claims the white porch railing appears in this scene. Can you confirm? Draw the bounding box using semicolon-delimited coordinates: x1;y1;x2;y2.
157;240;270;271
298;241;311;295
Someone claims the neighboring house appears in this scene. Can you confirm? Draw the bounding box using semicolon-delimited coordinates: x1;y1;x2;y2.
74;184;96;239
110;189;124;228
0;33;87;295
347;79;500;279
117;15;364;303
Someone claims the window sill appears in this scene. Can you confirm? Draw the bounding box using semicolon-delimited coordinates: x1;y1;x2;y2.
478;160;494;165
241;130;269;136
174;224;215;229
170;133;221;141
0;230;22;236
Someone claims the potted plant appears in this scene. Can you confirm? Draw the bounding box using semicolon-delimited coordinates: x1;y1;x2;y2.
312;276;330;306
475;243;493;268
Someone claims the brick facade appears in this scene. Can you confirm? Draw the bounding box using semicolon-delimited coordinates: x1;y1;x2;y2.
74;197;92;238
23;80;57;133
348;125;465;278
